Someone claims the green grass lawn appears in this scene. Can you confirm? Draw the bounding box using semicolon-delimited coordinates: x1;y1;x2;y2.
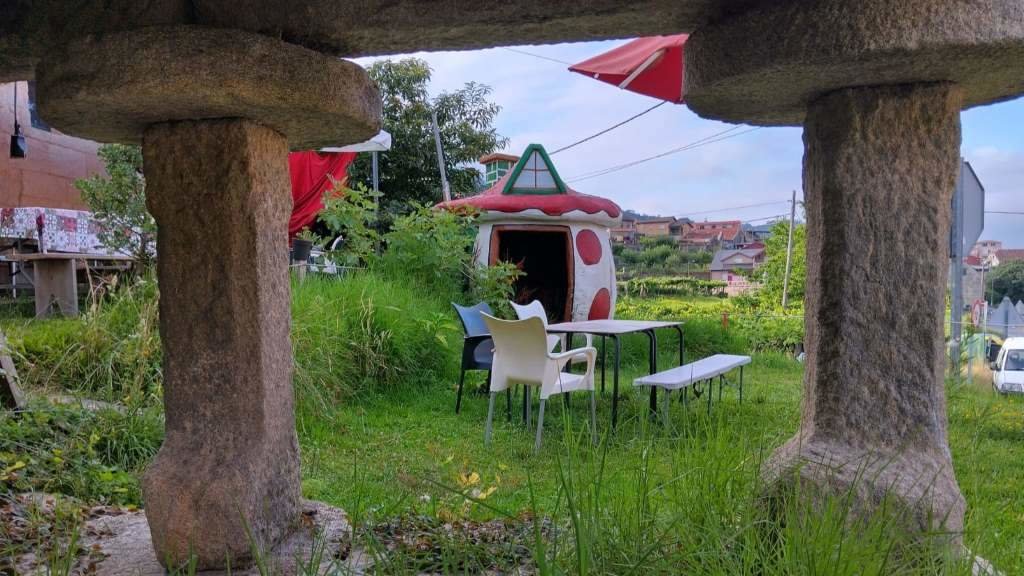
4;274;1024;574
297;349;1024;574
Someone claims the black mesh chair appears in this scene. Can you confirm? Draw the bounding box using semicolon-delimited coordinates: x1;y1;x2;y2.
452;302;500;415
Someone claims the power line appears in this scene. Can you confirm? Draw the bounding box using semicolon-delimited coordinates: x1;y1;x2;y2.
679;200;790;218
550;101;667;155
500;47;573;66
743;213;790;223
566;126;761;183
567;125;745;181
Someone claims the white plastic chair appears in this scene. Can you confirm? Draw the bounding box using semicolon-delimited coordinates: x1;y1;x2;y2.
482;314;598;452
510;300;592;362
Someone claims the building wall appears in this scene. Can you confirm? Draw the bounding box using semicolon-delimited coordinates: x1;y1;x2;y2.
635;220;673;236
0;82;103;209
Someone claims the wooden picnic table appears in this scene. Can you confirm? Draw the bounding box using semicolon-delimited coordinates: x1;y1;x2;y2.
546;319;684;428
2;252;134;317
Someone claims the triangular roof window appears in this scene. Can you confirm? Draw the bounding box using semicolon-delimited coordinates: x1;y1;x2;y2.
502;144;567;195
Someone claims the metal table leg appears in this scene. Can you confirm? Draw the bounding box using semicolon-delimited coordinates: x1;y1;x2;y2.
647;329;658;418
739;365;744;404
611;335;622;429
673;325;685;365
600;335;607;395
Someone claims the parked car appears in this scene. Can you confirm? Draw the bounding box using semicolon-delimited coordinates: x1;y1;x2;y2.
992;337;1024;394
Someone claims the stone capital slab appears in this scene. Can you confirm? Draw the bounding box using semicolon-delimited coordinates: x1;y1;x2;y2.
685;0;1024;125
35;25;381;150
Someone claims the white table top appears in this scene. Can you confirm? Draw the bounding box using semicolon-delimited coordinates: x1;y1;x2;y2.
2;252;134;262
546;319;681;335
634;354;751;390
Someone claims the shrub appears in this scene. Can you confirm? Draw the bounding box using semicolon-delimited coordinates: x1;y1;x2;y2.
318;180;382;266
291;272;461;420
469;260;522;318
375;204;480;304
9;275;162;402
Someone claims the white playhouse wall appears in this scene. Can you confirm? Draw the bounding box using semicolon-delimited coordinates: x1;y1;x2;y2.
474;210;618;321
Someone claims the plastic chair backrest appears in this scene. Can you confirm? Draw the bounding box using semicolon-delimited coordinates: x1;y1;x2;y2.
511;300;549;327
453;302;493;337
482;314;550;386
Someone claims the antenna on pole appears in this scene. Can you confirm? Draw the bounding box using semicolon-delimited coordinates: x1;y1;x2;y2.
431;107;452;202
781;189;797;309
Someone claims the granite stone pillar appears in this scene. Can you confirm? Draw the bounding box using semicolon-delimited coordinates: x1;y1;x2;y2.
764;83;966;535
141;118;300;567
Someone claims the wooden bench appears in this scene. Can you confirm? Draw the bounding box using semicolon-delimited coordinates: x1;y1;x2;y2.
633;354;751;419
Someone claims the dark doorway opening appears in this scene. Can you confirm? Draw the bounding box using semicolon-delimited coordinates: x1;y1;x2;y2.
490;226;574;323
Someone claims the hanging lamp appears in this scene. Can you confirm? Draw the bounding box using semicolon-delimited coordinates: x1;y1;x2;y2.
9;83;26;158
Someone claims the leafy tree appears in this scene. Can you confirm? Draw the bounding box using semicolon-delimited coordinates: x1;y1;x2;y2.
758;220;806;308
348;58;508;214
991;260;1024;303
75;144;155;269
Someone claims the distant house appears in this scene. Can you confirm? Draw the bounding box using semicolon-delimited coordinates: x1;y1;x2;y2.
746;223;775;242
680;220;746;251
611;213;639;246
971;240;1002;261
710;246;766;282
961;255;988;305
991;249;1024;267
479;152;521;187
635;216;677;237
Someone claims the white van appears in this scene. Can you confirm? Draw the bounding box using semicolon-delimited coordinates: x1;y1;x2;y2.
992;337;1024;394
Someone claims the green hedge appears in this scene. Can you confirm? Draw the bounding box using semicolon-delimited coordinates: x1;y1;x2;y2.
616;296;804;355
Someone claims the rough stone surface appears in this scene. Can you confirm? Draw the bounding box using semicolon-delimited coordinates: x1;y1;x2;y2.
0;0;189;82
763;84;966;537
35;26;381;150
1;1;726;81
685;0;1024;125
79;501;350;576
141;119;300;569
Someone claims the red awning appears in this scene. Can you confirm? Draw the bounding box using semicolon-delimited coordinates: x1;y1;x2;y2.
288;151;356;238
569;34;688;104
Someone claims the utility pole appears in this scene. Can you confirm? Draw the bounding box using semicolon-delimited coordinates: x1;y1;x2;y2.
431;107;451;202
781;189;797;309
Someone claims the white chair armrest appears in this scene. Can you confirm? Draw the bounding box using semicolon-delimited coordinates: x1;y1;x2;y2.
550;346;597;374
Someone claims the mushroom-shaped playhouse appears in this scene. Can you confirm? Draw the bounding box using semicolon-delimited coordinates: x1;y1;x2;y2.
439;144;622;323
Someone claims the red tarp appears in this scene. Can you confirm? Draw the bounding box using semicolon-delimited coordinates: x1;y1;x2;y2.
288;151;356;238
569;34;689;104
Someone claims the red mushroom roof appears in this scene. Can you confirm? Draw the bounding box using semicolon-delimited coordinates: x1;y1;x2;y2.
437;172;622;219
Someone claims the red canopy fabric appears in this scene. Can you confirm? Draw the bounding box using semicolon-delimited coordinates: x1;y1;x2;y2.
288;151;356;238
569;34;688;103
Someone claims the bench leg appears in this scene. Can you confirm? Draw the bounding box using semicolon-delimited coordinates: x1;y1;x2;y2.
661;389;672;429
707;379;713;415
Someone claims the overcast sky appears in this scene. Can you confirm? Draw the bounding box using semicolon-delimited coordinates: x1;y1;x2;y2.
356;39;1023;247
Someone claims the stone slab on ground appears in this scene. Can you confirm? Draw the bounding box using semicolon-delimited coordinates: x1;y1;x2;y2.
83;500;350;576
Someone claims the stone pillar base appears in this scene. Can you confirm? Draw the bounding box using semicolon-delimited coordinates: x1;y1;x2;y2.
764;436;965;539
79;501;350;576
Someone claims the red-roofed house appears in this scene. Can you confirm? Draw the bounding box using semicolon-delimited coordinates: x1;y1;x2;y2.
679;220;746;251
992;249;1024;267
438;144;622;322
